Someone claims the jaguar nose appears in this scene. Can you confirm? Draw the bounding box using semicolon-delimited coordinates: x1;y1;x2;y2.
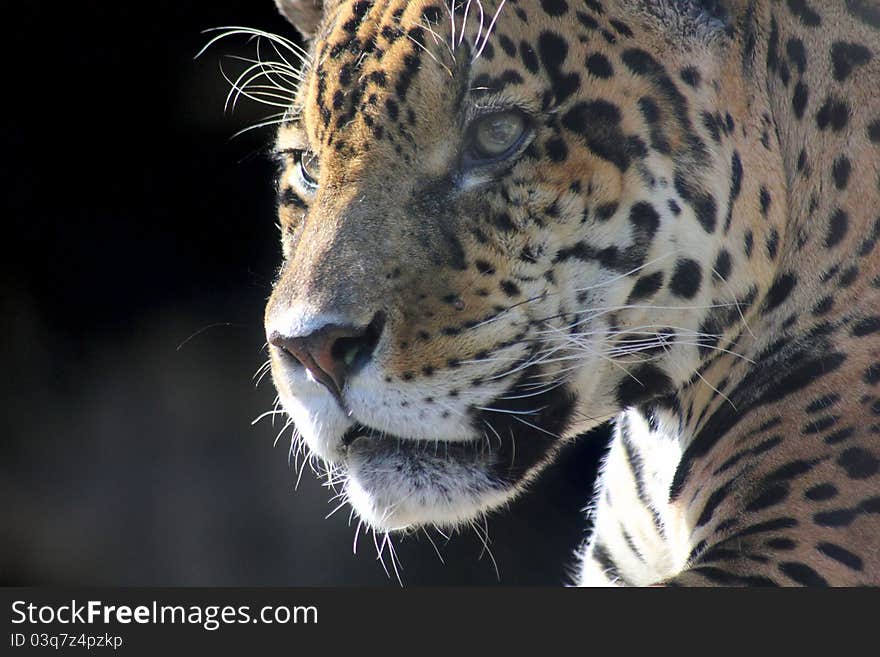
269;312;386;402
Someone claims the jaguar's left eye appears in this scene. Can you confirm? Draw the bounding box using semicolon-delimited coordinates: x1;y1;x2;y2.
297;150;320;189
466;110;529;163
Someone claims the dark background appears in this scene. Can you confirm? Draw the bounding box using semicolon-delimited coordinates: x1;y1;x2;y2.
2;1;608;586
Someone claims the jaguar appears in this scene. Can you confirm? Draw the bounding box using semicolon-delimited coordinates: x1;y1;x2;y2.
253;0;880;585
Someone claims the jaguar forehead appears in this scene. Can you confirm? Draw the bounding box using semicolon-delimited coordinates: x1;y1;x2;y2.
299;1;478;155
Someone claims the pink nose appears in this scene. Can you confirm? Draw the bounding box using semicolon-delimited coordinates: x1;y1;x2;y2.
268;313;385;401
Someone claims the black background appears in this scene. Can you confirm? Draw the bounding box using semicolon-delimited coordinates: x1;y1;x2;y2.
2;1;608;586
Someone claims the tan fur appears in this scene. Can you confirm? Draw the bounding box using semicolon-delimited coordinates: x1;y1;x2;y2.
263;1;880;584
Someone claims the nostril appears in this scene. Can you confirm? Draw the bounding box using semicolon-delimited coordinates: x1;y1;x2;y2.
268;312;386;403
268;332;299;361
330;311;385;374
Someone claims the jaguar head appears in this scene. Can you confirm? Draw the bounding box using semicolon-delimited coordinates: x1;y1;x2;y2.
263;0;781;530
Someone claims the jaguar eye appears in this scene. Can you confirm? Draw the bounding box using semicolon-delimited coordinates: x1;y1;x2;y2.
468;110;529;162
297;150;320;189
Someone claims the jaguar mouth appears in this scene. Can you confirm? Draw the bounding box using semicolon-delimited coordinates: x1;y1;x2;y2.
337;368;580;488
340;422;487;458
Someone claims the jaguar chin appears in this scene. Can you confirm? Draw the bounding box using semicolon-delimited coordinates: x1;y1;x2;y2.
269;341;580;531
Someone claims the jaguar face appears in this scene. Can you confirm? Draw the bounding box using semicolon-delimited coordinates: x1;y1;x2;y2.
263;0;764;531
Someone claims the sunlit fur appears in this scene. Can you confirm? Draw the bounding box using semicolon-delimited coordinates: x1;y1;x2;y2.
247;1;880;585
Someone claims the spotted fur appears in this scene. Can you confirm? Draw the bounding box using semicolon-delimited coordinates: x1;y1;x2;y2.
260;0;880;585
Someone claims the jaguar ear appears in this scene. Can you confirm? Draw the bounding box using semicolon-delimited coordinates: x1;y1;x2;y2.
274;0;324;39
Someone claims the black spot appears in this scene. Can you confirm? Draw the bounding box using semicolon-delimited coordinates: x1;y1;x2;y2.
802;415;838;434
575;11;599;31
805;483;838;501
817;542;863;571
702;112;722;143
590;543;621;582
825;427;856;445
393;53;421;100
669;259;702;299
759;187;772;216
779;61;791;86
520;41;539;73
279;188;308;210
680;66;701;87
609;18;632;37
546;137;568;162
674;174;717;234
595;202;618;221
866;363;880;385
726;517;798;540
616;364;673;407
385;98;399;120
494;212;516;232
786;0;822;27
837;448;879;479
421;5;443;23
792;81;809;119
713;250;732;281
621;48;660;76
846;0;880;27
805;394;840;413
746;484;790;511
767;15;780;72
578;0;602;13
797;148;808;173
497;34;517;57
766;229;780;259
869;119;880;143
562;100;631;171
766;537;797;550
814;508;858;527
786;37;807;73
853;316;880;337
538;31;580;104
816;96;850;131
628;202;660;239
585;53;613;78
743;230;754;258
724;151;743;232
813;296;834;316
638;96;660;123
628;272;664;301
825;208;849;248
696;481;735;527
778;561;828;586
540;0;569;16
768;459;817;482
475;260;495;275
831;41;873;81
714;436;783;475
832;156;852;190
500;280;521;297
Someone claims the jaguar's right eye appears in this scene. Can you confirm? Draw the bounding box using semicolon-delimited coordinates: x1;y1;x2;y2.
296;150;320;191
